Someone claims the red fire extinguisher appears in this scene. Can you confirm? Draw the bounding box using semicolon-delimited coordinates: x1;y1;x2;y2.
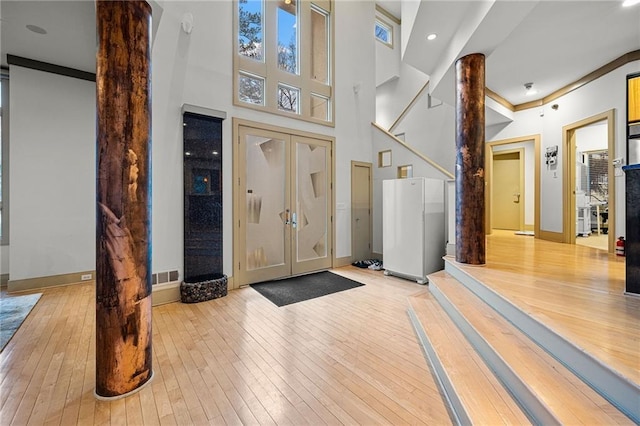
616;236;625;257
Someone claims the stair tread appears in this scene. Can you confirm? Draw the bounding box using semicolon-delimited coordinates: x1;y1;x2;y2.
408;292;532;425
428;270;633;425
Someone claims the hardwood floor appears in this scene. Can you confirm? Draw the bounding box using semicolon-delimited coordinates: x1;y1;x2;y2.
0;268;451;425
462;230;639;388
1;231;637;425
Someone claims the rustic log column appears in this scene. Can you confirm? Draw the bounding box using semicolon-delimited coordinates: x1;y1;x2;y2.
455;53;486;265
96;0;153;398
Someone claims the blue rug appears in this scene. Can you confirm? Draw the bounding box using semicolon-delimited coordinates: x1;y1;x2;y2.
0;292;42;352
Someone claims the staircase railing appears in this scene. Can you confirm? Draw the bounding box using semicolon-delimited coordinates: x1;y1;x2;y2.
371;122;454;180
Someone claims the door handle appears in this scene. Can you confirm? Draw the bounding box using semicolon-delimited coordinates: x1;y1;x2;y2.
513;193;520;203
284;209;290;225
291;212;297;229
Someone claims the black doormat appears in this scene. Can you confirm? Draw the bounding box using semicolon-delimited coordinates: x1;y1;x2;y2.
251;271;365;307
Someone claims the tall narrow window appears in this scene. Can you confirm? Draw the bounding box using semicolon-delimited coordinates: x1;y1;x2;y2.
277;0;298;75
234;0;334;125
311;6;329;84
238;0;264;61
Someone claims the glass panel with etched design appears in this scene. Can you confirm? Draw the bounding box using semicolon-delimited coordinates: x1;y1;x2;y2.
295;141;327;261
245;134;286;270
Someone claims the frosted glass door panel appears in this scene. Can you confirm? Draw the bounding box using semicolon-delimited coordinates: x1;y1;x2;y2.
295;142;327;261
292;137;332;274
245;134;286;270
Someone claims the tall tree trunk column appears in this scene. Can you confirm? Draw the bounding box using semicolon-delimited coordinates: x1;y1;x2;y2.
455;53;486;265
96;0;153;398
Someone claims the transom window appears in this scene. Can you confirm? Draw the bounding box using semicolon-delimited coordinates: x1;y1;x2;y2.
375;18;393;47
234;0;334;125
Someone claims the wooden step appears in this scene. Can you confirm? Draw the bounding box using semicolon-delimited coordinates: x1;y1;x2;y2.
407;292;532;425
428;270;633;425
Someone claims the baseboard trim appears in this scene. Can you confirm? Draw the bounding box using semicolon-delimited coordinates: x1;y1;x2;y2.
446;243;456;257
0;273;8;288
8;270;96;293
538;230;564;243
333;256;352;268
152;281;181;306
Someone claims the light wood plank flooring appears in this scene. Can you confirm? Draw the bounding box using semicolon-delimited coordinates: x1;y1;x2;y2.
0;268;451;425
459;230;640;387
2;231;637;425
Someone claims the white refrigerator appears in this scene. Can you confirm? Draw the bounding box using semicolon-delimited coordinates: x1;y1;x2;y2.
382;177;445;284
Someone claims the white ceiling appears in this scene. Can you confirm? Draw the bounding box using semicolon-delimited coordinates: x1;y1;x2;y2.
1;0;639;109
394;0;640;107
1;1;97;73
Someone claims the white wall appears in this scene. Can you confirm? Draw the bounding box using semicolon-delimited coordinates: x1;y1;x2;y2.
375;11;400;87
393;92;456;174
151;0;376;275
9;66;95;282
487;60;640;237
576;122;607;152
5;0;376;286
333;0;377;257
375;61;428;130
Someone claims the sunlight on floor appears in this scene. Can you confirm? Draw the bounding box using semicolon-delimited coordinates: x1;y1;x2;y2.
576;233;609;251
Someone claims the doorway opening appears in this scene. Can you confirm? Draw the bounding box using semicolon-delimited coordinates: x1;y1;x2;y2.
485;135;541;237
563;110;615;253
351;161;372;263
233;119;334;287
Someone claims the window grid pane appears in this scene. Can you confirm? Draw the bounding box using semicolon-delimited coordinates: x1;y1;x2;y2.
311;6;328;84
310;94;329;121
239;72;265;105
238;0;264;61
278;84;300;114
277;0;298;75
375;20;392;45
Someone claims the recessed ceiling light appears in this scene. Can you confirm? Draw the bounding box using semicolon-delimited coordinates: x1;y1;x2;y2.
26;24;47;35
426;33;437;41
212;151;219;155
622;0;640;7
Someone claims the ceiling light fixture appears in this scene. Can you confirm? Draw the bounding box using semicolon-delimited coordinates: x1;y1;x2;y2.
524;82;538;96
622;0;640;7
26;24;47;35
426;33;437;41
